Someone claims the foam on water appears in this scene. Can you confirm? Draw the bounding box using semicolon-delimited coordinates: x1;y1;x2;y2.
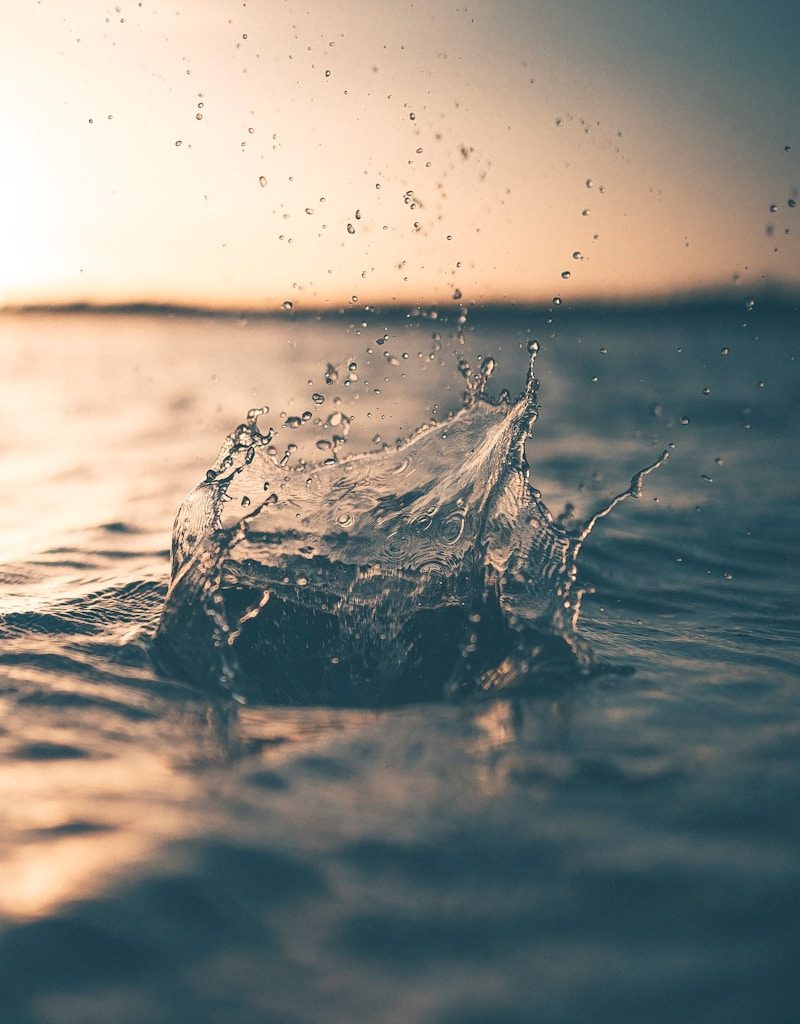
156;343;667;705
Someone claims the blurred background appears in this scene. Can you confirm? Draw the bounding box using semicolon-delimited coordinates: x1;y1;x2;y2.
1;0;797;310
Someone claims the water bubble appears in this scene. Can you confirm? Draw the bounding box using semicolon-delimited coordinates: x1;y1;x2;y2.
325;69;331;77
409;112;416;120
196;113;203;120
175;139;183;147
285;416;302;429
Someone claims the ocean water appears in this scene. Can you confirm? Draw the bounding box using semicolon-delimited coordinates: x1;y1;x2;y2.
0;300;798;1023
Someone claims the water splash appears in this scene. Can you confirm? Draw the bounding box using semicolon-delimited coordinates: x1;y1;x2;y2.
155;344;667;706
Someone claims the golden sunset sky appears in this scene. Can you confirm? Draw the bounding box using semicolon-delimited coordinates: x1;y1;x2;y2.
1;0;797;309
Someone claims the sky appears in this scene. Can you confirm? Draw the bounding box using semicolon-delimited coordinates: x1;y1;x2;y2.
1;0;797;309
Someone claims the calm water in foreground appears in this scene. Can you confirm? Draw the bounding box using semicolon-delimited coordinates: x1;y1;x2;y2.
0;301;798;1023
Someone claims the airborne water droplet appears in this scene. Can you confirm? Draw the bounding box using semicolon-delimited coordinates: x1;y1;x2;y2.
282;300;293;310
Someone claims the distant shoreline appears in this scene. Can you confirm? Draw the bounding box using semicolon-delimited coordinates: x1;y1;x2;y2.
2;288;798;320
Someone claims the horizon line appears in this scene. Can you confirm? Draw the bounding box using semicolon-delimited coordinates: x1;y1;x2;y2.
2;283;799;320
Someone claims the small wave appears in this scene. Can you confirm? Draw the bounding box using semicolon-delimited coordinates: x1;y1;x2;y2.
156;344;666;706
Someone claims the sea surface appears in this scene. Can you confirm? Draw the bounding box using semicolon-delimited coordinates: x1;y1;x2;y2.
0;300;798;1023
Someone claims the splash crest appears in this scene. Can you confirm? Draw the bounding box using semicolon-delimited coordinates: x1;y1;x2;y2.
155;345;666;705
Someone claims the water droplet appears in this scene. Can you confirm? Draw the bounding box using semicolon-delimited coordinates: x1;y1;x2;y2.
701;474;713;483
552;296;562;306
196;113;203;120
346;222;355;234
282;300;293;310
720;346;730;356
757;380;765;389
582;208;590;216
305;207;314;215
259;175;267;187
325;69;331;77
680;416;690;426
409;112;416;120
453;288;462;300
745;298;756;311
789;198;797;209
312;393;325;405
285;416;302;429
241;495;251;507
561;271;571;280
585;178;594;188
701;387;710;396
526;339;540;355
175;139;182;147
769;204;778;213
599;346;607;355
572;251;582;260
